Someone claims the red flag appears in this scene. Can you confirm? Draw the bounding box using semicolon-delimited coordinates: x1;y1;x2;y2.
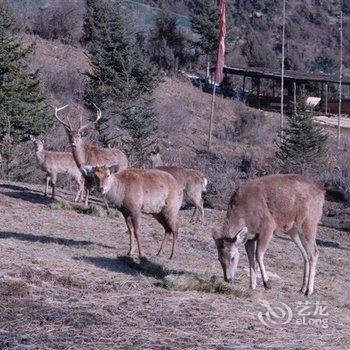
214;0;227;84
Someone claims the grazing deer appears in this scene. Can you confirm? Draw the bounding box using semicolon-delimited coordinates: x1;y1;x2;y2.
149;152;207;223
54;105;128;206
30;136;85;201
213;174;325;296
81;165;183;259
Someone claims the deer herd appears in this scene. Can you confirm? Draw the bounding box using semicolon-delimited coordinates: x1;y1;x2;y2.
28;105;325;296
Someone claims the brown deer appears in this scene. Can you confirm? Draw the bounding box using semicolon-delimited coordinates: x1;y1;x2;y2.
213;174;325;296
149;152;207;223
54;105;128;206
81;165;183;259
30;136;85;201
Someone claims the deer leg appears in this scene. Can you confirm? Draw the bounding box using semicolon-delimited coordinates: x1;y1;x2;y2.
169;221;179;260
45;175;50;197
157;231;170;257
300;220;319;296
51;173;57;199
189;192;203;224
290;229;309;294
104;197;110;215
256;227;274;289
131;214;144;259
245;240;257;289
198;198;204;224
125;215;135;256
305;241;318;296
84;185;90;207
190;207;198;223
74;178;84;202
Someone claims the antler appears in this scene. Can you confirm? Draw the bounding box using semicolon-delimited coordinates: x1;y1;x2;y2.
54;105;71;130
79;103;102;132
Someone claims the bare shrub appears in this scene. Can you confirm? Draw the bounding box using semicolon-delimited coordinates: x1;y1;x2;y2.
41;63;84;100
7;1;36;34
33;0;84;45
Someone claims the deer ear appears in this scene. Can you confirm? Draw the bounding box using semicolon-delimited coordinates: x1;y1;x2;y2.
109;164;120;174
235;227;248;245
30;135;36;142
80;165;95;177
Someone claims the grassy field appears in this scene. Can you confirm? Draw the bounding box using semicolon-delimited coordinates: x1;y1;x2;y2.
0;180;349;349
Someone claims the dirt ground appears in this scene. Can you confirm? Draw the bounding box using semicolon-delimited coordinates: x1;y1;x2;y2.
0;180;349;350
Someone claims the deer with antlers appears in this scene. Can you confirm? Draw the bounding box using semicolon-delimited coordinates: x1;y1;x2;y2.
54;105;129;206
149;152;207;223
30;136;85;201
213;174;325;296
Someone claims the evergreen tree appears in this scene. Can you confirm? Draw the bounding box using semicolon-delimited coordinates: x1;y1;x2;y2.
190;0;220;76
121;97;158;165
84;3;160;163
276;91;328;174
149;9;188;72
0;2;49;170
242;29;278;68
82;0;107;46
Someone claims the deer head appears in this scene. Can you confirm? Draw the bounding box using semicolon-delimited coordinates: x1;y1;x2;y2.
80;164;120;194
212;223;248;283
54;104;101;149
30;135;44;152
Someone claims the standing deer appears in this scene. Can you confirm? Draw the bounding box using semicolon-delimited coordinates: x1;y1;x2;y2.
213;174;325;296
54;105;128;206
149;152;207;223
81;165;183;259
30;136;85;201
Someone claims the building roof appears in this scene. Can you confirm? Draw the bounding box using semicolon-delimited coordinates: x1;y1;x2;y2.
211;65;350;86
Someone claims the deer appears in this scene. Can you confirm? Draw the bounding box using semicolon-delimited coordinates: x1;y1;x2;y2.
30;135;85;201
54;104;129;206
212;174;325;296
149;152;207;223
81;164;183;259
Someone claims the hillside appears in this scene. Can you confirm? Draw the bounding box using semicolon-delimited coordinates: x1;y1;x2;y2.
7;0;350;74
2;33;348;210
150;0;350;71
0;180;349;349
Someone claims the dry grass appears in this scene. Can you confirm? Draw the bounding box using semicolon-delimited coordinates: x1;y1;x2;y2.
0;180;349;349
163;273;251;297
50;199;120;219
120;256;251;297
0;278;29;298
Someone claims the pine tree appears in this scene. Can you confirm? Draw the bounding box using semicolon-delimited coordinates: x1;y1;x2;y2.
276;91;328;174
190;0;220;76
149;9;188;72
84;3;160;163
82;0;107;46
0;2;49;170
121;97;158;165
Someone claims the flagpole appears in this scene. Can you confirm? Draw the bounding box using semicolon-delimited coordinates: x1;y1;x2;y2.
337;9;343;149
207;0;226;151
280;0;286;139
208;82;216;151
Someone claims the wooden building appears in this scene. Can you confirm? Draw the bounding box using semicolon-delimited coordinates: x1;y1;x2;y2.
211;65;350;116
